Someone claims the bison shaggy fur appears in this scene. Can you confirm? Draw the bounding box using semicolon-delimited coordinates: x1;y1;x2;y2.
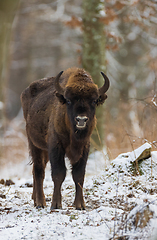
21;67;110;210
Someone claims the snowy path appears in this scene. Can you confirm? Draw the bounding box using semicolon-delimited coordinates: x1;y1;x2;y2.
1;148;157;239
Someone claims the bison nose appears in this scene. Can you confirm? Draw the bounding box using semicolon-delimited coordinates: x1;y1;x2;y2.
75;116;89;129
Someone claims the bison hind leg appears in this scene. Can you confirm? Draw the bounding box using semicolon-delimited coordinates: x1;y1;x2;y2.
29;139;48;208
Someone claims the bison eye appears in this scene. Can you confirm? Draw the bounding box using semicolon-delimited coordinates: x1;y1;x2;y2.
66;99;71;105
92;100;97;106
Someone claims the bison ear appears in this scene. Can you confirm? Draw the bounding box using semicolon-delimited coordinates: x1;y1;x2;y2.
96;93;108;106
56;92;66;104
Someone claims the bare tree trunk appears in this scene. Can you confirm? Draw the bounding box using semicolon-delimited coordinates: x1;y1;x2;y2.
82;0;106;148
0;0;20;100
0;0;20;138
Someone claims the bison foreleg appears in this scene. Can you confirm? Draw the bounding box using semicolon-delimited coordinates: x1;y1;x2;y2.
49;145;66;210
72;145;89;210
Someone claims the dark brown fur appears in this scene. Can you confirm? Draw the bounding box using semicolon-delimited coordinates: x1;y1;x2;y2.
21;67;109;210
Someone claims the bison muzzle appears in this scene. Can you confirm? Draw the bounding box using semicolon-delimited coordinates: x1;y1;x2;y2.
21;67;110;210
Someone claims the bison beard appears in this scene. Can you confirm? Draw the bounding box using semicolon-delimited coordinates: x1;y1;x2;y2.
21;67;110;210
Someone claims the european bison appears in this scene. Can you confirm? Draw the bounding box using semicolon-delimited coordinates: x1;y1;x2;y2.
21;67;110;210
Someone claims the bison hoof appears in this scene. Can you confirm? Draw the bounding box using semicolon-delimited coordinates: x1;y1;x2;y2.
34;201;46;209
36;205;44;209
76;206;85;210
73;200;86;210
50;203;62;210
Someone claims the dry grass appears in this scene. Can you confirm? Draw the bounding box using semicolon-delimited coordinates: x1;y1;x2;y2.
0;121;28;168
105;94;157;159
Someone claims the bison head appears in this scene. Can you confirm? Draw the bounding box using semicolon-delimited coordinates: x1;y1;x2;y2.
55;69;110;139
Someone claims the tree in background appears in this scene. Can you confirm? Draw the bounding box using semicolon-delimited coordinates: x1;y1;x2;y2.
0;0;20;133
0;0;20;100
0;0;20;162
82;0;106;148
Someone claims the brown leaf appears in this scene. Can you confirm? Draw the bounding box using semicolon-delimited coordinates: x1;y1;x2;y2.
114;1;126;10
5;179;15;186
106;44;119;51
100;15;117;24
65;16;82;29
0;179;5;185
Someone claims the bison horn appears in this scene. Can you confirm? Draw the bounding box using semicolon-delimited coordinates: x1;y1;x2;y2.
55;71;64;95
99;72;110;95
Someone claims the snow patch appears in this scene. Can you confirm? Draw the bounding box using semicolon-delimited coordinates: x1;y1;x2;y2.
1;145;157;239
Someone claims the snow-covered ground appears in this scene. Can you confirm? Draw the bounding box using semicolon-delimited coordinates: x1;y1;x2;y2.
1;144;157;240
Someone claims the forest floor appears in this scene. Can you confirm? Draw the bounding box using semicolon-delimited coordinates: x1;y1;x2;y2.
0;142;157;240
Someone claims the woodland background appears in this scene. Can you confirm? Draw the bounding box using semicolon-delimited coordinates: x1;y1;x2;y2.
0;0;157;166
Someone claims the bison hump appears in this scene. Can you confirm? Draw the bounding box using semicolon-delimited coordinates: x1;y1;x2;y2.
29;77;54;97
